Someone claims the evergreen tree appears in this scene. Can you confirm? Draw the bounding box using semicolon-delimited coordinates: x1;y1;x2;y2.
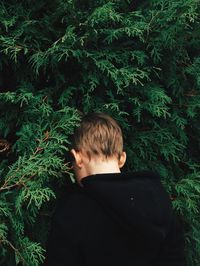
0;0;200;265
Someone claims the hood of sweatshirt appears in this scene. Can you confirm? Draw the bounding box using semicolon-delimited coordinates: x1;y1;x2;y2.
81;171;173;250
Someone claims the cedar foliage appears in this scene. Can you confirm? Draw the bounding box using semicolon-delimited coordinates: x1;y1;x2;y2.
0;0;200;265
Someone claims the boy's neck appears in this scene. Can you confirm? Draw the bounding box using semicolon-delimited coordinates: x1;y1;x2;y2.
87;159;121;176
76;158;121;183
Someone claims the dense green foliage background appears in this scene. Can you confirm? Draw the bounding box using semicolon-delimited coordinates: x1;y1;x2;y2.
0;0;200;265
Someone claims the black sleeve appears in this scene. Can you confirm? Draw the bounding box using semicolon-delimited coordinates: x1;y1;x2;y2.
155;212;187;266
44;202;83;266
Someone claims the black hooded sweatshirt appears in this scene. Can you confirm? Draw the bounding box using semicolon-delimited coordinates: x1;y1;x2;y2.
44;171;186;266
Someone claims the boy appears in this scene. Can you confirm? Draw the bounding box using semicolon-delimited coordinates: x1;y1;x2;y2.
45;112;186;266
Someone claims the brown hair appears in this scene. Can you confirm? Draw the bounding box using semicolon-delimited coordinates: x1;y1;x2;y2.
72;112;123;160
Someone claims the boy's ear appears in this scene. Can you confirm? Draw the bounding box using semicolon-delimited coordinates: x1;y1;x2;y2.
118;151;126;168
70;149;83;168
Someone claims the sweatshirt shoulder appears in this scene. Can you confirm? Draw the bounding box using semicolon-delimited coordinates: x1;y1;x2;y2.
54;184;96;220
130;170;161;180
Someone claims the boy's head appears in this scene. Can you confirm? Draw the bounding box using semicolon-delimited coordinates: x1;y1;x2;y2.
70;112;126;182
72;112;123;160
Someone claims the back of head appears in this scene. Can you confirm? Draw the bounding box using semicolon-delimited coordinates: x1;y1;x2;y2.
72;112;123;160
